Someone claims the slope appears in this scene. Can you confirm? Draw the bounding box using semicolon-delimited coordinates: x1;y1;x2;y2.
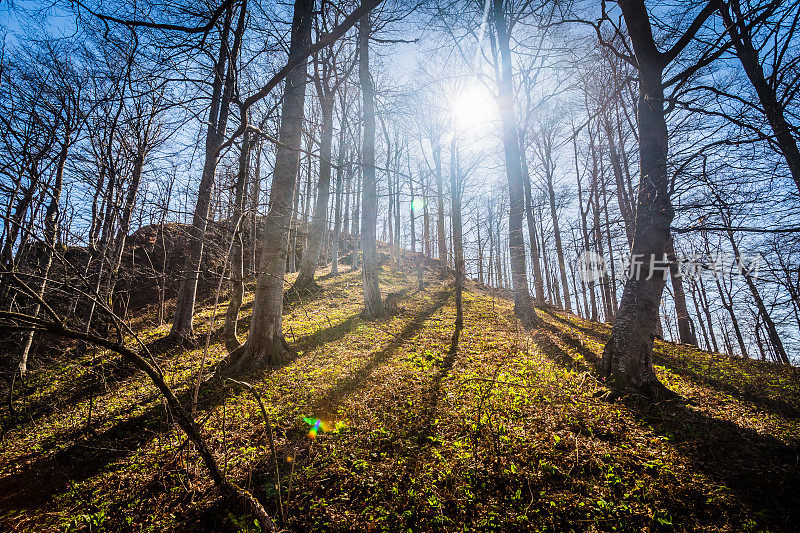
0;262;798;532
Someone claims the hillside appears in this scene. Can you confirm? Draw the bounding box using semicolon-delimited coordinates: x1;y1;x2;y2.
1;263;798;532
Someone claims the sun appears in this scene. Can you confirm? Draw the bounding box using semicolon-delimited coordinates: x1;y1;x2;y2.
451;86;495;131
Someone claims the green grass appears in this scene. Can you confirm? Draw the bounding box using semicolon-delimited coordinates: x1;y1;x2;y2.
1;261;798;532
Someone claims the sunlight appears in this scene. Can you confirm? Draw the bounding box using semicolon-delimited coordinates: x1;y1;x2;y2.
451;86;495;131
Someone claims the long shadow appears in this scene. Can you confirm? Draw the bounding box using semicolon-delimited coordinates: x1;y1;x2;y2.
309;290;450;419
292;313;362;354
171;291;453;532
416;319;460;445
621;394;800;531
10;273;359;432
546;311;610;343
0;376;236;515
654;355;800;420
531;317;800;531
533;324;595;375
545;310;800;421
6;353;141;430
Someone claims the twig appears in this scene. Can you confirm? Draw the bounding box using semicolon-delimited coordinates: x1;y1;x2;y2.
226;378;285;525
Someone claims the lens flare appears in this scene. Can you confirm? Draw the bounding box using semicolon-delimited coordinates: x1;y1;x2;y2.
411;198;426;212
304;417;322;439
303;417;346;439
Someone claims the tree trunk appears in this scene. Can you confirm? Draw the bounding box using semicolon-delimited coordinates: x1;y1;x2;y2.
491;0;538;327
603;116;635;247
544;139;571;312
721;0;800;194
725;228;789;363
696;271;720;352
169;6;236;344
666;237;696;345
715;272;749;358
105;150;145;305
293;97;334;292
358;10;385;319
520;134;545;301
575;133;598;321
331;112;347;277
601;172;619;316
216;0;314;376
601;0;676;398
19;135;68;375
431;131;447;264
223;127;252;352
689;282;710;350
450;135;464;331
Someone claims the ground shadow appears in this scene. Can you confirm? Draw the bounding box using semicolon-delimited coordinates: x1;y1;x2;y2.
416;318;460;445
292;313;362;354
531;313;800;531
544;310;800;421
308;290;450;420
0;374;239;516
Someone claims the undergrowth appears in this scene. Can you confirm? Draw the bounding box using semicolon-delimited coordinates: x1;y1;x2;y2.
0;263;798;532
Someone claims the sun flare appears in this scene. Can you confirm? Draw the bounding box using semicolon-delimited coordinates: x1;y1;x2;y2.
451;86;495;130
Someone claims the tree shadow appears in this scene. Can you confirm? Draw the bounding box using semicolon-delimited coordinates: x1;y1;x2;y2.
531;314;800;530
0;378;236;516
416;317;460;445
620;395;800;530
5;353;141;432
544;310;800;421
532;324;595;375
308;290;450;420
292;313;362;354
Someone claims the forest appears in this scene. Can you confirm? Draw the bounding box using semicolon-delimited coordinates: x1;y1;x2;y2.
0;0;799;530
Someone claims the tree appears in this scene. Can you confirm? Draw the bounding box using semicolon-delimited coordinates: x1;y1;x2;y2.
489;0;540;328
291;5;355;293
168;4;238;345
600;0;721;398
358;8;386;319
719;0;800;194
217;0;316;375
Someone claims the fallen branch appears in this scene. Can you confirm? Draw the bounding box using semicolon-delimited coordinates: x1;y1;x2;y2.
0;311;277;532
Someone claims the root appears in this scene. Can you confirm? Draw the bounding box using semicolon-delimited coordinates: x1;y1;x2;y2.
285;278;323;304
215;337;295;379
515;303;541;329
149;331;197;354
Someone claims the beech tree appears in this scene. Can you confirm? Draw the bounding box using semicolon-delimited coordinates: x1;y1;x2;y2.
600;0;723;398
358;8;386;319
217;0;316;374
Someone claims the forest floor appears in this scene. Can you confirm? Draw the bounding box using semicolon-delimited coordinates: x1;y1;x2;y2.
0;261;798;532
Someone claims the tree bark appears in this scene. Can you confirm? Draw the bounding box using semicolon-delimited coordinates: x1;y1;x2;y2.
169;6;236;344
720;0;800;194
331;109;347;276
431;130;447;264
601;0;681;398
725;228;789;363
357;10;385;319
666;237;697;345
696;271;720;352
450;135;464;331
491;0;539;327
293;96;334;292
18;134;68;375
223;126;252;352
543;134;572;312
216;0;314;376
520;135;545;301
